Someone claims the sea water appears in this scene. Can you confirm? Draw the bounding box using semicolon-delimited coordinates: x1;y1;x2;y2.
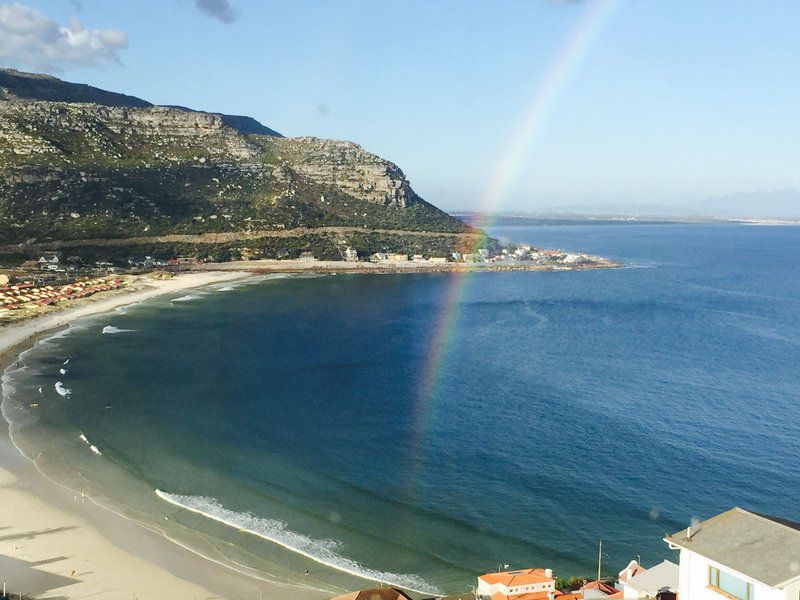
3;224;800;596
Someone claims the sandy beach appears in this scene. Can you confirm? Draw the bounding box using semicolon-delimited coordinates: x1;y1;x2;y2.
0;271;332;600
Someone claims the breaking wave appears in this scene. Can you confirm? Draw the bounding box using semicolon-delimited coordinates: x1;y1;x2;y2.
78;432;101;455
54;382;71;397
155;490;439;595
102;326;135;334
171;294;200;303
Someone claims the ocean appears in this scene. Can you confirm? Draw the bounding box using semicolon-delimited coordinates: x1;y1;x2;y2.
3;223;800;597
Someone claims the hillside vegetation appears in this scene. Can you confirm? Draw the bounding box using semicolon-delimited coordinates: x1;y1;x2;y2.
0;69;488;263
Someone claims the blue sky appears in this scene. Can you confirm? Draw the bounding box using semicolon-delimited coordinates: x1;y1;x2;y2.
2;1;800;212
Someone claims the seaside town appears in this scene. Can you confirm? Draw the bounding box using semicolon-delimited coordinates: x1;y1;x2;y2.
0;246;612;322
0;251;130;320
329;508;800;600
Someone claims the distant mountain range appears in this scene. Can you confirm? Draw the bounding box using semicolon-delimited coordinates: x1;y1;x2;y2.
486;189;800;222
0;68;486;264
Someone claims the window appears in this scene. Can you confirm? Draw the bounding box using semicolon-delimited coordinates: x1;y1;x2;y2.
708;566;754;600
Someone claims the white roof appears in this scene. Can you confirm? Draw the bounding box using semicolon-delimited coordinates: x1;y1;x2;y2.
664;507;800;588
625;561;678;596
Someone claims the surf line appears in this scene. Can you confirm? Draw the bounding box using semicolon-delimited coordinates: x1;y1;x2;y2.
155;490;440;595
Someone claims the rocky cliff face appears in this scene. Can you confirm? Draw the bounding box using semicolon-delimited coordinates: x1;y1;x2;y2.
0;101;260;160
282;137;418;208
0;69;475;261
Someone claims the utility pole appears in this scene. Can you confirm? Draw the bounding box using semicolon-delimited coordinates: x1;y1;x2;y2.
597;540;603;583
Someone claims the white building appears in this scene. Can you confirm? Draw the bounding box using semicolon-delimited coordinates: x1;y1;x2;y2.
665;508;800;600
38;253;60;271
620;560;678;599
477;568;555;600
344;247;358;261
619;560;646;586
386;253;408;262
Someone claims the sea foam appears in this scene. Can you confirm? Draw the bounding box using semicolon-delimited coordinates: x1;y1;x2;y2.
54;382;71;397
155;490;438;595
102;326;135;334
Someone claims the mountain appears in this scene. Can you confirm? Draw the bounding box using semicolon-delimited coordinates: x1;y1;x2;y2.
694;189;800;220
0;69;151;108
0;69;485;264
484;190;800;223
162;105;283;137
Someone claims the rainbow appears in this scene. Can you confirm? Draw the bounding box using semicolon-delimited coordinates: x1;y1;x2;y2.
404;0;620;497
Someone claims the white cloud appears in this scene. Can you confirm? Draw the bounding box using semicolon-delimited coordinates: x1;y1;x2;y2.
0;3;128;71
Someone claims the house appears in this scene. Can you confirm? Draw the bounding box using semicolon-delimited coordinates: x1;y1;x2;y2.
386;253;408;262
38;253;61;271
618;561;647;586
580;580;621;599
412;254;425;262
477;248;490;259
620;561;678;600
344;247;359;261
298;252;317;261
664;508;800;600
477;567;556;600
330;588;413;600
428;257;448;264
371;252;388;263
452;252;463;261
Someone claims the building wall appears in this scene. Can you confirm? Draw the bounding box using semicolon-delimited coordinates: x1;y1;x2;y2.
477;579;554;599
622;581;641;600
678;549;791;600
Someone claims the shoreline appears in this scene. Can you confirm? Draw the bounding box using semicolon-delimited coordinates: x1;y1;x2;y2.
0;271;333;600
0;263;617;599
192;257;621;275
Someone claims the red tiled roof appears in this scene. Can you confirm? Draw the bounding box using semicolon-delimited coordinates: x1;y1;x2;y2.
480;569;554;587
581;581;619;596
